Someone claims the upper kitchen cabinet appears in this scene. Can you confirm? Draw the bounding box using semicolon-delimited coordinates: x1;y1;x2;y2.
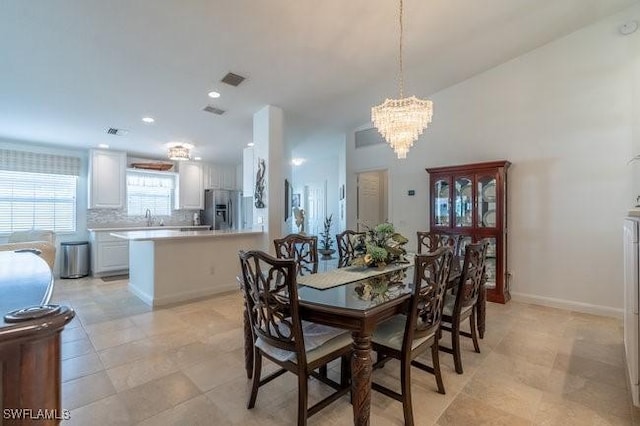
426;160;511;303
176;161;204;210
88;149;126;209
204;163;237;190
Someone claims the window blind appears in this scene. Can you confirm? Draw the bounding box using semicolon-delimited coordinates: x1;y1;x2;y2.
0;149;81;176
126;170;175;216
0;170;77;233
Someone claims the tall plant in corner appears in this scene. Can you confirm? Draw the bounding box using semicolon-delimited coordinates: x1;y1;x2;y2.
318;214;335;258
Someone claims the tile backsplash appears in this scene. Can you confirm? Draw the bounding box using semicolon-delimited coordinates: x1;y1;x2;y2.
87;209;200;228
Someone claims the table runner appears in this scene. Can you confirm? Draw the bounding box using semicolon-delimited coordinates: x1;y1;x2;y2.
297;255;414;290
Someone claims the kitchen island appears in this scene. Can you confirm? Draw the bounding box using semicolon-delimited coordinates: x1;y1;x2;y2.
111;229;266;306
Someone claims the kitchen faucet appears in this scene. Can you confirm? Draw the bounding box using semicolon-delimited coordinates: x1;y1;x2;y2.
145;208;153;226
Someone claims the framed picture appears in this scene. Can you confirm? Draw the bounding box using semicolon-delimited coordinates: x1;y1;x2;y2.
292;193;301;208
284;179;291;221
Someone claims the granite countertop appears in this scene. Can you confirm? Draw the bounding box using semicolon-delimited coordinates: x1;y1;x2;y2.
88;225;211;232
109;228;264;241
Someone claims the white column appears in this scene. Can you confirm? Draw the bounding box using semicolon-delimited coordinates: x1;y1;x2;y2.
253;105;285;250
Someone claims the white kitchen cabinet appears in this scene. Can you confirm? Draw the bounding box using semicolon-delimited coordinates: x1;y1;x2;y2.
221;166;236;189
88;149;126;209
89;232;129;276
204;163;236;190
205;164;221;189
176;161;204;209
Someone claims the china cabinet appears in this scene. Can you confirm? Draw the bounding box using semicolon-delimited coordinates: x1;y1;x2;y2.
426;160;511;303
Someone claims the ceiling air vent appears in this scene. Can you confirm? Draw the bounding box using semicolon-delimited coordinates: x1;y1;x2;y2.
202;105;226;115
221;72;246;87
105;127;128;136
355;127;385;149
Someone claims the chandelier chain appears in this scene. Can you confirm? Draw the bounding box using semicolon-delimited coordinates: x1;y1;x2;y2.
398;0;404;98
371;0;433;159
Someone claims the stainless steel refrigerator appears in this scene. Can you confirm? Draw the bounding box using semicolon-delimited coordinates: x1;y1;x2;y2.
202;189;246;230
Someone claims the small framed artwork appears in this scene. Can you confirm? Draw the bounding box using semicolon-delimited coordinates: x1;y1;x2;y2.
339;184;345;200
292;193;301;208
284;179;290;221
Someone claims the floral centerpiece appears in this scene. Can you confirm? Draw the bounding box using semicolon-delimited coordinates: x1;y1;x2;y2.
351;222;409;268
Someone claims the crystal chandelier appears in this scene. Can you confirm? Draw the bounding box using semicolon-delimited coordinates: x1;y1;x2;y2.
371;0;433;159
167;143;193;161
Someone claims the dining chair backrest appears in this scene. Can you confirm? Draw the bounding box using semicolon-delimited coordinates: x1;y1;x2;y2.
273;234;318;276
453;241;488;313
239;250;306;362
404;246;454;350
416;231;460;255
335;230;366;268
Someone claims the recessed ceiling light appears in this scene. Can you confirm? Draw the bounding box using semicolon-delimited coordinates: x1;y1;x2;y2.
142;117;155;123
194;156;202;161
247;142;255;147
98;144;109;149
208;91;221;99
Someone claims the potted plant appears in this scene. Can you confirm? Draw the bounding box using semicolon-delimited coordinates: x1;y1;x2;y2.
318;214;335;259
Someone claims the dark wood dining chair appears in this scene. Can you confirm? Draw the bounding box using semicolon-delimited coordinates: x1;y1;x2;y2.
416;231;460;255
273;233;318;276
335;230;366;268
370;246;454;426
439;241;488;374
239;250;352;426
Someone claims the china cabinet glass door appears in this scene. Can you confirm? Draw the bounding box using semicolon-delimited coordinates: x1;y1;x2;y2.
454;177;473;228
433;178;450;227
483;237;497;290
477;173;497;228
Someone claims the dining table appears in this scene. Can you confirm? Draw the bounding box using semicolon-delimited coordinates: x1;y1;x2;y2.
241;256;486;426
0;250;75;425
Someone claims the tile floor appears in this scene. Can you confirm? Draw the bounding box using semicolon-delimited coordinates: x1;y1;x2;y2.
53;276;640;425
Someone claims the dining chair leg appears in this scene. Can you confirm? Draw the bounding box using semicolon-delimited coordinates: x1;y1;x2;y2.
319;365;328;378
297;372;308;426
431;341;446;395
470;308;481;353
340;354;350;388
247;351;262;409
243;307;254;379
452;320;463;374
400;357;414;426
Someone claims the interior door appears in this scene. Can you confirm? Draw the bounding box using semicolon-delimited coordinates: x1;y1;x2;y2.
357;171;382;231
305;181;326;236
624;219;639;392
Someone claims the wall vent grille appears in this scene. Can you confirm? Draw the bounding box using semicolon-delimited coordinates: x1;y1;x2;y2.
202;105;226;115
105;127;128;136
355;127;385;149
221;72;246;87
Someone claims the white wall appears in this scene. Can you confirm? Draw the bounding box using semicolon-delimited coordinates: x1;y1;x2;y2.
291;135;344;234
343;6;640;315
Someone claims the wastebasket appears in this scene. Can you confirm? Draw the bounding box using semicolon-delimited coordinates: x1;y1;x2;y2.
60;241;90;279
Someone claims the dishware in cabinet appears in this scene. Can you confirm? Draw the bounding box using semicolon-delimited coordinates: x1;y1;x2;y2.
426;160;511;303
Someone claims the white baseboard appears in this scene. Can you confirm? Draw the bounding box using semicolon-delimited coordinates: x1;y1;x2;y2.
127;283;153;306
510;292;623;319
153;284;238;307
